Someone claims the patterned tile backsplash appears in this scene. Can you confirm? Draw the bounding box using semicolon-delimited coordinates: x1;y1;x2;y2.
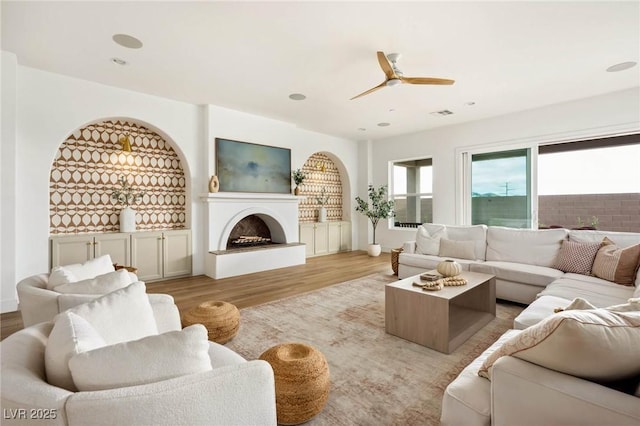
49;120;186;234
298;153;344;223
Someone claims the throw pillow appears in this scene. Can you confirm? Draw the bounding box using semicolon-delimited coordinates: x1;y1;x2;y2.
591;237;640;286
439;238;476;260
53;269;134;295
66;281;158;345
47;254;115;289
415;225;447;255
45;312;106;391
478;308;640;381
69;324;212;391
553;239;602;275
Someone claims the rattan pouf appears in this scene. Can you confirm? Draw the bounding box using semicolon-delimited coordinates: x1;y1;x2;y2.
182;301;240;344
259;342;330;425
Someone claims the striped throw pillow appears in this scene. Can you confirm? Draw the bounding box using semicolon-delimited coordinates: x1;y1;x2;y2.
591;237;640;286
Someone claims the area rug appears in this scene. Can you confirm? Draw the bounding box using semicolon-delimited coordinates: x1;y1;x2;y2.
225;273;523;425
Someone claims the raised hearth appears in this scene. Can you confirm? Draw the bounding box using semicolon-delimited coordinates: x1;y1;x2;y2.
202;192;306;279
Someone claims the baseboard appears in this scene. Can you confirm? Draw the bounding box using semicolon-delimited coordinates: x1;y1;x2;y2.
1;298;18;313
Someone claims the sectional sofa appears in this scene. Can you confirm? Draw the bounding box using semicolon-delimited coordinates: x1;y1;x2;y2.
398;224;640;425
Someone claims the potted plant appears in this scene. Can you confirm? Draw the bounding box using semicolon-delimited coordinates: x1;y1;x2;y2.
316;187;329;222
111;176;145;232
355;184;395;257
292;169;305;195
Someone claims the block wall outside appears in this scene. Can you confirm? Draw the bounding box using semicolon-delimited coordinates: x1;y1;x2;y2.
538;193;640;233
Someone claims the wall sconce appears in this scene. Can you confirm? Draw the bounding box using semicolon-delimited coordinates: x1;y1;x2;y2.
119;134;132;153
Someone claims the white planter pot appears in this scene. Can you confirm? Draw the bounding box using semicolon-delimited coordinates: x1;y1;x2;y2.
318;206;327;222
367;243;382;257
119;206;137;233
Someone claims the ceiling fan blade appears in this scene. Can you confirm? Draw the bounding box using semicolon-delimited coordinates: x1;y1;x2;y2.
401;76;455;85
350;81;387;100
377;51;396;79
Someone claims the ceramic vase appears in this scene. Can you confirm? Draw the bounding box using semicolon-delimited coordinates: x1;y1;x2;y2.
208;175;220;193
294;186;300;196
318;206;327;222
120;206;136;233
437;259;462;277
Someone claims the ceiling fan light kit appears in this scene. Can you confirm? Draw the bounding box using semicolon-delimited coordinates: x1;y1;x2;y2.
350;51;454;100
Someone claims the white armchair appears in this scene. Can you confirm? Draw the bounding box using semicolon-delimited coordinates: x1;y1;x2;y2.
1;296;277;426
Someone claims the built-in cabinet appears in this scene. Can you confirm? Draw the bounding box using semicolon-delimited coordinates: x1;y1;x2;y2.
299;221;351;257
50;229;192;282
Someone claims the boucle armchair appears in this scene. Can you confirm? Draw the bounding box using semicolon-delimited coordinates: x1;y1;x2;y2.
1;294;277;426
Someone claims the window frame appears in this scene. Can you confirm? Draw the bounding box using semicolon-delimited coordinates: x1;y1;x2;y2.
389;156;434;229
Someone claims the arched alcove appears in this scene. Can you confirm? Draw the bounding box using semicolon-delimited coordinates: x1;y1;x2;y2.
298;152;345;222
49;119;187;234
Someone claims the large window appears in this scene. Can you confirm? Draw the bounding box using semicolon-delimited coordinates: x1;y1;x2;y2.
392;158;433;227
471;148;532;228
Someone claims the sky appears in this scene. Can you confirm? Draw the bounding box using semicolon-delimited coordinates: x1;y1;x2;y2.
473;144;640;196
394;144;640;196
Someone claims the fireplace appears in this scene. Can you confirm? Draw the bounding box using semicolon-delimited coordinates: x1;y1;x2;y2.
227;215;274;249
202;192;306;278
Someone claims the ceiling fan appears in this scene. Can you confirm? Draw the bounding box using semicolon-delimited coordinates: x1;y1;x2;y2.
350;51;455;100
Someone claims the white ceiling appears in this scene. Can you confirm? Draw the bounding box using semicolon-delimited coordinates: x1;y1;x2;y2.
2;1;639;141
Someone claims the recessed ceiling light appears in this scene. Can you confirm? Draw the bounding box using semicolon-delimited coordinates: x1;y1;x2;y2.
464;101;476;106
606;61;637;72
112;34;143;49
377;122;391;127
430;109;454;116
289;93;306;101
389;108;396;112
358;128;367;131
111;57;127;66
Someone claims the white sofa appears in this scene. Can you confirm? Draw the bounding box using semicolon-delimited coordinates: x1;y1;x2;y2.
399;224;640;425
1;293;277;426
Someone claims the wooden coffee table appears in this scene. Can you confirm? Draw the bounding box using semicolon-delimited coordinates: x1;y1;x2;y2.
385;271;496;354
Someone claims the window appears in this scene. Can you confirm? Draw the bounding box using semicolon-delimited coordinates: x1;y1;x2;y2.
470;148;533;228
392;158;433;227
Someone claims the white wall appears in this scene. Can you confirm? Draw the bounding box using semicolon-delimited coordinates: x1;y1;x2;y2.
1;59;361;312
368;88;640;252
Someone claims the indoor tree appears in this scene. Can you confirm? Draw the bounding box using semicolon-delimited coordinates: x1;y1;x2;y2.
355;184;395;256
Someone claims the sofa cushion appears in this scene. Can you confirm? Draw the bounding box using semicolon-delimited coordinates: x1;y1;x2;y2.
398;252;477;271
441;329;521;425
69;324;212;391
540;277;635;307
48;254;115;289
425;224;487;260
553;239;602;275
486;227;567;267
415;225;446;255
591;237;640;286
439;238;476;260
45;311;107;391
479;308;640;381
66;282;158;345
53;269;133;295
513;295;573;329
470;261;564;288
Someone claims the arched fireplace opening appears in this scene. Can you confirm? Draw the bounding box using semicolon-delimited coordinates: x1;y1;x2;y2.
226;214;281;250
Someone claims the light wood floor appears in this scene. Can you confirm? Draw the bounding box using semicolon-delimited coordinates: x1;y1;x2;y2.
1;251;392;340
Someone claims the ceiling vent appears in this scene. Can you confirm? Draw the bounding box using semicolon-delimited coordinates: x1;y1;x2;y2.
430;109;454;116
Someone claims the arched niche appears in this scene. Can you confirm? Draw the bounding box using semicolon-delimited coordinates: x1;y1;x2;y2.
297;152;349;222
49;119;187;234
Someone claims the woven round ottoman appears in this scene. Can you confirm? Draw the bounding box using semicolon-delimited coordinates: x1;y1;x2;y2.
182;301;240;344
259;342;330;425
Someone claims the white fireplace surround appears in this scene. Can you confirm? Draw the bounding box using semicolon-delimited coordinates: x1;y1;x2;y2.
202;192;306;278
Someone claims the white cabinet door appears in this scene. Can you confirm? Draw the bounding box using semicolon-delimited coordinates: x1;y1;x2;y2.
94;233;131;266
299;224;316;257
327;222;342;253
163;230;192;278
131;232;163;282
314;223;329;255
50;235;94;268
340;221;352;251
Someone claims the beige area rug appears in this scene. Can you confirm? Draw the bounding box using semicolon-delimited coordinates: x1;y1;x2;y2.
225;273;523;425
